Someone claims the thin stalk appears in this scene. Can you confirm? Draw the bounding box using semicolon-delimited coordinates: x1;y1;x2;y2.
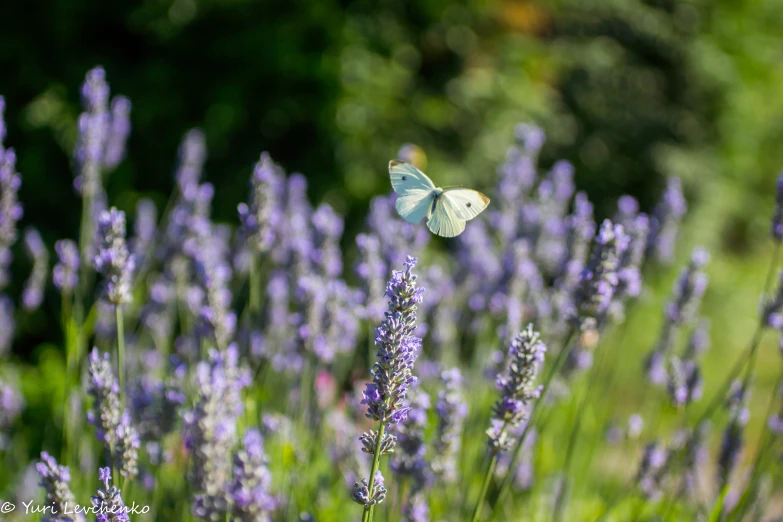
60;291;74;465
470;451;501;522
728;370;783;522
696;243;780;424
115;304;125;401
364;421;387;522
489;330;575;519
249;254;261;315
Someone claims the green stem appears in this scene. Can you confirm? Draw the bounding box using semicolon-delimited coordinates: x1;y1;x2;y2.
116;304;125;402
489;330;575;519
470;451;500;522
365;421;387;522
728;369;783;522
60;291;74;465
696;242;780;424
249;254;261;316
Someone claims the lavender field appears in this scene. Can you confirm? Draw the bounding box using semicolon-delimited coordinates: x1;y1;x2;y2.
1;61;783;522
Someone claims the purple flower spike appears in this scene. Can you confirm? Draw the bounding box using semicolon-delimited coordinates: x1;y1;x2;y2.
91;466;130;522
94;207;135;304
22;228;49;311
487;325;546;452
53;239;80;292
36;452;85;522
772;174;783;241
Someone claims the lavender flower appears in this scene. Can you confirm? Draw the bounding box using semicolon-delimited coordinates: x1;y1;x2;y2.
87;349;140;479
91;468;130;522
185;346;251;520
184;218;236;349
22;228;49;310
636;441;669;501
355;256;424;509
131;198;157;262
0;376;23;448
351;470;387;507
487;325;546;452
94;208;135;304
0;295;13;356
103;96;131;171
229;429;276;521
53;239;80;293
571;220;628;344
763;271;783;329
238;152;284;254
647;177;687;263
718;381;750;489
772;174;783;241
361;256;424;426
0;136;23;289
36;452;85;522
646;248;709;384
74;67;110;197
312;203;344;278
391;386;431;484
356;233;386;320
432;368;468;483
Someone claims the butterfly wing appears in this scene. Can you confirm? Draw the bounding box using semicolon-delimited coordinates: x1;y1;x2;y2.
426;196;466;237
442;188;490;221
389;160;436;195
395;189;434;225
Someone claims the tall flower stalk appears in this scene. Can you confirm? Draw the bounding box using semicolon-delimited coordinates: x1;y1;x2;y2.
94;207;134;398
472;325;546;522
352;256;424;522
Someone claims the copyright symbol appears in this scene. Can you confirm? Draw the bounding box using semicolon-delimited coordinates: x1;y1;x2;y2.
0;501;15;513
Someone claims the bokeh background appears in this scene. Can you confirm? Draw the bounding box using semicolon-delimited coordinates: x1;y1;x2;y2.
3;0;783;471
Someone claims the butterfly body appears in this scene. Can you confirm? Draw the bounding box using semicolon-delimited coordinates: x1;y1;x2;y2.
388;160;490;238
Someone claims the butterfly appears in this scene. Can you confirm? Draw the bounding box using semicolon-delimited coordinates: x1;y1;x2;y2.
389;160;490;237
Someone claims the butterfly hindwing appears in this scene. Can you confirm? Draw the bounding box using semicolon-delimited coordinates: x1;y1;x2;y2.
389;160;436;195
426;195;466;238
442;188;490;221
395;189;434;225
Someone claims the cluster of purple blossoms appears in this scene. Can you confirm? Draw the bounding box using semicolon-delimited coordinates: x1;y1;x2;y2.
184;218;236;349
351;471;387;508
354;256;424;508
0;376;23;449
772;174;783;241
432;368;468;483
636;441;670;501
487;325;546;452
73;67;131;197
762;271;783;329
0;98;23;289
22;228;49;311
646;248;710;385
87;349;140;480
571;220;629;344
53;239;80;293
238;152;284;254
356;233;386;321
130;199;157;265
392;387;432;522
647;177;687;264
36;452;86;522
184;346;251;520
718;381;750;489
91;468;130;522
94;208;135;305
312;203;344;278
228;429;276;522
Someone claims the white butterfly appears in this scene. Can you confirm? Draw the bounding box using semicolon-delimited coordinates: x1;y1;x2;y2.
389;160;490;238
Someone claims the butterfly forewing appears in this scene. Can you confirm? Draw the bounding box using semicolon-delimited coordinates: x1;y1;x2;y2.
389;160;436;195
395;190;434;225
